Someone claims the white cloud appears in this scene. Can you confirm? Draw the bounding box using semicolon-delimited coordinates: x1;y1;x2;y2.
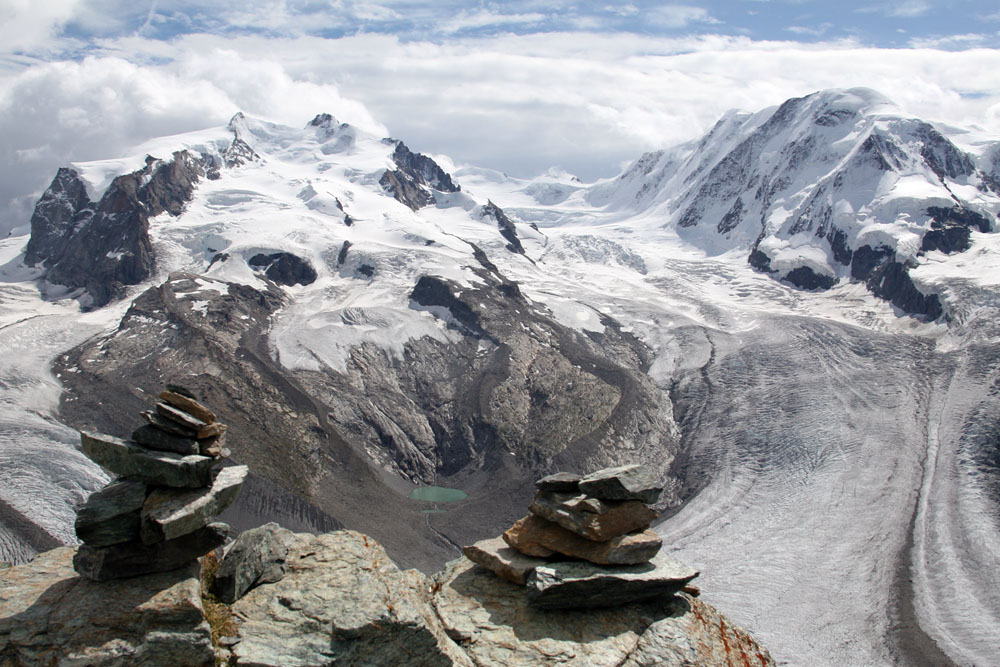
1;30;999;237
786;23;833;37
0;0;82;53
645;6;720;29
440;10;547;34
887;0;931;18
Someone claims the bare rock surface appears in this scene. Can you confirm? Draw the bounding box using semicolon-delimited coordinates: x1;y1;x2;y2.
230;530;472;666
461;536;548;585
504;513;661;565
73;522;228;582
526;552;699;609
212;521;294;603
0;546;213;666
140;465;248;544
529;490;657;541
433;556;772;666
132;424;200;455
578;464;662;504
80;432;216;488
73;479;146;547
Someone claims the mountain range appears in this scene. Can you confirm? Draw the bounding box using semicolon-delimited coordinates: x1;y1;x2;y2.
1;87;998;666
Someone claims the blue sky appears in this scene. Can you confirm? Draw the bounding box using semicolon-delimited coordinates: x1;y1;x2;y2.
46;1;999;48
0;1;998;233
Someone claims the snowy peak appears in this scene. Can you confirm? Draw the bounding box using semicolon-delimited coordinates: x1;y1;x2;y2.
590;87;1000;318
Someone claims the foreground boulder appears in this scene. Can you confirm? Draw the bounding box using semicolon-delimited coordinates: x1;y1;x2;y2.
0;547;213;666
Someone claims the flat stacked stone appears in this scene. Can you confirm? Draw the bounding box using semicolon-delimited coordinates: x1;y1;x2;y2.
72;385;247;581
462;464;699;609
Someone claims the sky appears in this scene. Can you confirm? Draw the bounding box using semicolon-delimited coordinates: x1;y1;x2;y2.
1;1;999;234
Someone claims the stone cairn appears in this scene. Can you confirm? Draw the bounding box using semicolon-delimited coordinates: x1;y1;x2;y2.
72;385;248;581
462;464;699;609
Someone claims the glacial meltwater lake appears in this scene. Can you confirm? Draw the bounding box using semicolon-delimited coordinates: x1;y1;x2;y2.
408;486;468;503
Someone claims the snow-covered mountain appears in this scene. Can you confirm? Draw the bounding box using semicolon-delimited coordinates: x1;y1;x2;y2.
3;88;1000;666
586;87;1000;318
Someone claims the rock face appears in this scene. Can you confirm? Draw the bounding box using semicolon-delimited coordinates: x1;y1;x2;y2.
0;547;214;666
230;530;472;667
0;527;773;667
211;522;293;604
222;528;773;667
380;139;460;210
25;152;205;308
503;513;662;565
247;252;318;286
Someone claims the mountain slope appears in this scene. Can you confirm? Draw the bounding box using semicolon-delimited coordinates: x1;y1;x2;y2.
586;88;1000;318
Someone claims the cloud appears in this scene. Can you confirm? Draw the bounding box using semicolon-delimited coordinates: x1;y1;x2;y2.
440;10;547;35
1;28;999;237
857;1;931;19
645;6;720;29
786;23;833;37
0;0;82;53
0;50;386;233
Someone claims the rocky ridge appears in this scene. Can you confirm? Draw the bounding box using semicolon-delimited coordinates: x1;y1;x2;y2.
0;524;773;667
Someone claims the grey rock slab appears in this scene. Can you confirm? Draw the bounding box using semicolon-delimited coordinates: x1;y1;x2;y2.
578;464;662;504
504;513;662;565
156;401;208;432
74;479;147;547
132;423;200;455
212;521;293;603
159;389;217;424
141;465;248;544
432;556;773;666
529;490;658;541
535;471;581;492
461;536;549;585
526;552;699;610
80;431;216;488
73;522;230;581
141;409;197;437
0;546;214;666
230;530;472;667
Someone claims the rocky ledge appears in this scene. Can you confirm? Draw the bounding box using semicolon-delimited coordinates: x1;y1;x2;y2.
0;527;773;667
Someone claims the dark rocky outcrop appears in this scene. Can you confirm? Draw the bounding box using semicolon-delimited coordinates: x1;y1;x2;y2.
921;205;993;254
247;252;317;286
866;261;943;320
25;152;204;308
211;522;293;603
784;266;836;291
481;200;525;254
381;140;460;210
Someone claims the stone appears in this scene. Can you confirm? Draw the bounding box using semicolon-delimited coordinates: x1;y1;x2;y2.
529;490;658;541
197;421;227;440
578;464;662;504
141;465;248;544
432;555;773;667
535;471;581;493
526;552;699;610
504;513;662;565
230;530;472;666
461;537;549;585
132;423;200;455
74;479;147;547
199;432;225;457
80;431;217;488
141;409;198;438
73;522;229;581
212;522;294;603
156;401;208;432
0;546;214;666
159;390;217;424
